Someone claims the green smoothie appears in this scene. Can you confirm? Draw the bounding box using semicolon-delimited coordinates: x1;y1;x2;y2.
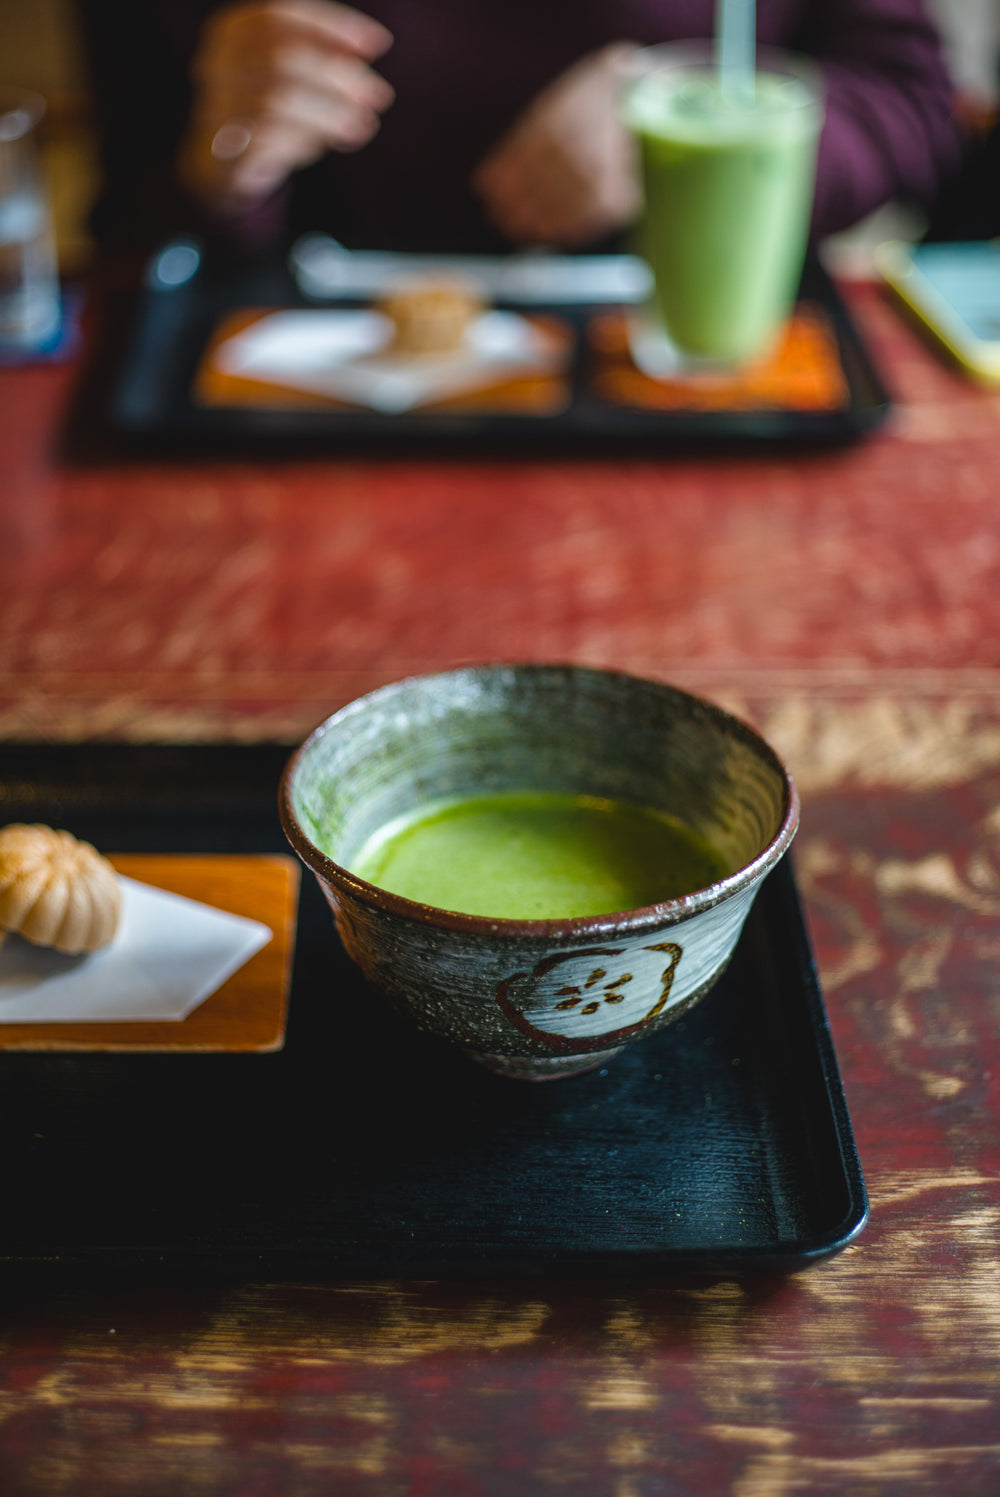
623;61;822;364
347;791;730;919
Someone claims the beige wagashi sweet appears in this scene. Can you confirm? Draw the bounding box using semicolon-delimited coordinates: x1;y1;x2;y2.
0;823;122;955
377;277;484;355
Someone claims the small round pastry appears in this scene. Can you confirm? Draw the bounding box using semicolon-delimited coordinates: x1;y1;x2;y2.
377;277;484;355
0;823;122;955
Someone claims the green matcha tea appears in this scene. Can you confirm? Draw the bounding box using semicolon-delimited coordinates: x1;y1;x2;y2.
348;791;731;919
623;63;822;364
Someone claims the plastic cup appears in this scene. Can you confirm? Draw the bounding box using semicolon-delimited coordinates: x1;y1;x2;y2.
622;44;823;369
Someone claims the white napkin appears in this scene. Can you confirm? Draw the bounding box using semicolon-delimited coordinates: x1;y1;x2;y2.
288;237;654;305
0;877;272;1023
212;308;567;413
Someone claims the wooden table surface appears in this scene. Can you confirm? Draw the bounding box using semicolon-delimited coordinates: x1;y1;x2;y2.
2;283;1000;1495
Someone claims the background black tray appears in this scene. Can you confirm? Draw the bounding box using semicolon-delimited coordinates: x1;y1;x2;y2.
0;744;867;1277
106;244;890;452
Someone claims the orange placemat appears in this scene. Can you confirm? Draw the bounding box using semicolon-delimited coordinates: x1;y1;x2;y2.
587;305;850;412
194;307;573;415
0;854;299;1052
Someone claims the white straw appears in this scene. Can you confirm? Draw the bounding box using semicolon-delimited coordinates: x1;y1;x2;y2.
715;0;756;103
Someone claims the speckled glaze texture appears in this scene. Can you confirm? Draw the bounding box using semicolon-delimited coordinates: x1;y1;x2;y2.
280;665;798;1079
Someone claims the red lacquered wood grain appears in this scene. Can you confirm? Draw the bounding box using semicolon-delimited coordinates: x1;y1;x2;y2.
1;287;1000;747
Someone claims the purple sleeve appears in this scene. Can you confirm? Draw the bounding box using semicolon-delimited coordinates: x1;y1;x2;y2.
75;0;964;253
796;0;964;236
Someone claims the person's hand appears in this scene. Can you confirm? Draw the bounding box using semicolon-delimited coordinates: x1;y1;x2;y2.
472;43;642;249
177;0;394;209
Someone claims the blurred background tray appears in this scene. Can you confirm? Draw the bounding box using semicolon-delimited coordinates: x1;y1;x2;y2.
105;241;891;453
0;743;867;1277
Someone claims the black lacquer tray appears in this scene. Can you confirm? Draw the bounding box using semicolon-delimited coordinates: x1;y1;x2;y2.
0;744;867;1277
103;243;890;453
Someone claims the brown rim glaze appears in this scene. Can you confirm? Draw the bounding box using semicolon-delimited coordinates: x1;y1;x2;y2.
278;663;800;937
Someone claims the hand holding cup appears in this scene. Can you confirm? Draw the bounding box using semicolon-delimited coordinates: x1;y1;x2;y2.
473;43;642;249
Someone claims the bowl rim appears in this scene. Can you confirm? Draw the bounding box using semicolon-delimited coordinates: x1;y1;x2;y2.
278;663;800;936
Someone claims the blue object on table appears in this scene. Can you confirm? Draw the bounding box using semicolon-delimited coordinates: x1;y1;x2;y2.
0;285;80;365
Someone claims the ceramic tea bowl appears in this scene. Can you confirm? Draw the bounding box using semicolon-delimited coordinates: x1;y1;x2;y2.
279;664;799;1080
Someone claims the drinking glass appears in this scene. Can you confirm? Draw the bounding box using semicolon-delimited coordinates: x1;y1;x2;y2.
0;89;61;355
622;44;823;371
